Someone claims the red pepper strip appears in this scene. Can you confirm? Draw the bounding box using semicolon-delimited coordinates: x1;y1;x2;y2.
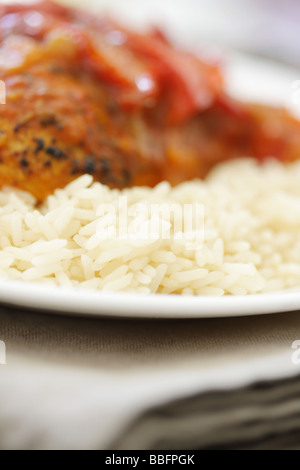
46;24;160;109
0;1;225;122
116;27;224;123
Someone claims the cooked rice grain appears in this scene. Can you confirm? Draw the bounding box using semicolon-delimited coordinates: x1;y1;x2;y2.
1;158;300;295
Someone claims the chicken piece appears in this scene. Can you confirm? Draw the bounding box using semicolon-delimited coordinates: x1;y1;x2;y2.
0;0;300;201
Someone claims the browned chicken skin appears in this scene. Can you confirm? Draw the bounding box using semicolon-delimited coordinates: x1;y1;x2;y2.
1;1;300;201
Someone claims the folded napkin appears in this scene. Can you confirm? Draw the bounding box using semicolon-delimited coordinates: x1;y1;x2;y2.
116;370;300;450
0;306;300;450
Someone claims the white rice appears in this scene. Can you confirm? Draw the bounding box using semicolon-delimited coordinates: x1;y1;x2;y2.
1;158;300;295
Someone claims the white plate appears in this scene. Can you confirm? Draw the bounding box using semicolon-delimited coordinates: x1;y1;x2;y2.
1;55;300;319
1;280;300;318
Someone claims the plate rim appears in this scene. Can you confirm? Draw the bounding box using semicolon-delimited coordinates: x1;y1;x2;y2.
1;279;300;319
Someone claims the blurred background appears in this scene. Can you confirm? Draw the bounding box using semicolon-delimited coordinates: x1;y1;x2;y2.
55;0;300;67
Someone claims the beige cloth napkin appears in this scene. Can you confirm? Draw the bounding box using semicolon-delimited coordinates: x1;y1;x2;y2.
0;306;300;449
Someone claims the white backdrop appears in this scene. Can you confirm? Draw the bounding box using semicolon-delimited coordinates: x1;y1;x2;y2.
59;0;300;66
